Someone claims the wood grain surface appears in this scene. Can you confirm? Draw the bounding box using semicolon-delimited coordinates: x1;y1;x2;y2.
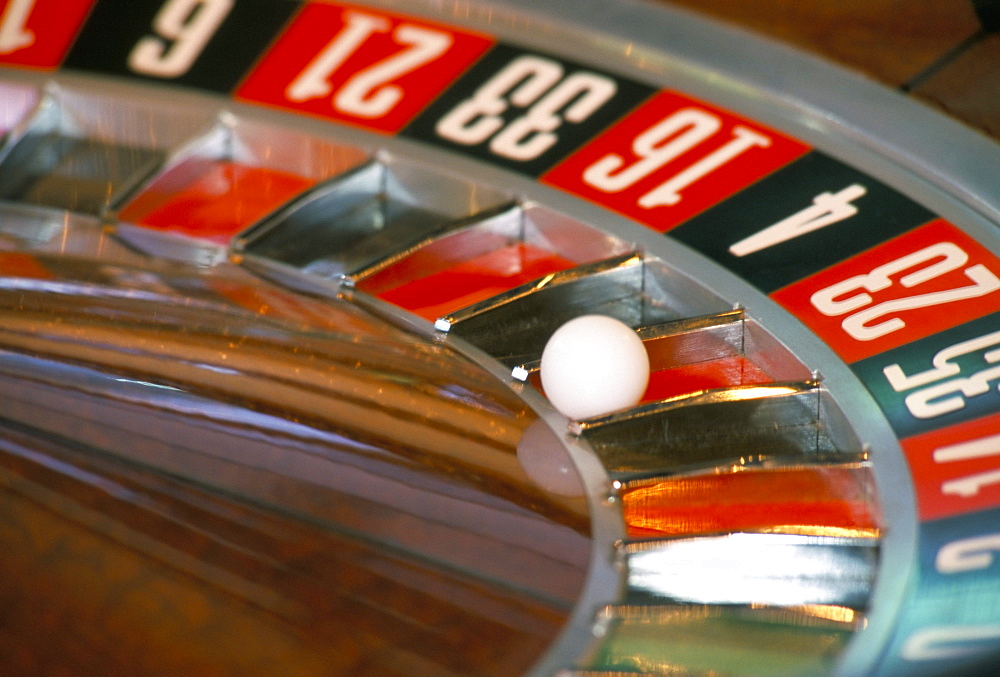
661;0;1000;139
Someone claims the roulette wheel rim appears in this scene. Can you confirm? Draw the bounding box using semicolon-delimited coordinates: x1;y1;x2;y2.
0;0;998;675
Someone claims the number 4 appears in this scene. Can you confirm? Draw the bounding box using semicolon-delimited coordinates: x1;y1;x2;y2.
729;183;866;257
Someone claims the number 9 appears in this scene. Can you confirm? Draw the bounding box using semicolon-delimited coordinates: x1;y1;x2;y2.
127;0;234;78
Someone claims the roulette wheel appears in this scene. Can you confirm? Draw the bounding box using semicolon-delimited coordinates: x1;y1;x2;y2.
0;0;998;674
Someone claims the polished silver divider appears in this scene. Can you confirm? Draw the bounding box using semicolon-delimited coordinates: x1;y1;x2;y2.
622;533;877;608
109;112;371;265
110;112;369;214
113;221;233;268
0;203;165;282
436;254;725;367
615;453;875;524
511;308;775;381
234;157;512;278
344;201;525;284
592;602;864;630
618;450;873;490
344;200;634;289
637;309;816;382
561;667;707;675
436;251;640;346
571;381;853;478
637;307;744;365
561;602;860;675
556;670;664;677
0;202;112;255
0;84;212;215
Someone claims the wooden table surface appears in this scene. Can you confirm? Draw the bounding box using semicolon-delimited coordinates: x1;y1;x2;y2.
661;0;1000;139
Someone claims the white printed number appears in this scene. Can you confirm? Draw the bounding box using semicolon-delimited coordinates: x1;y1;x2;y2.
435;55;617;161
0;0;37;54
729;184;867;257
934;433;1000;502
882;329;1000;419
937;531;1000;574
128;0;234;78
902;625;1000;662
583;107;771;208
811;242;1000;341
286;11;452;119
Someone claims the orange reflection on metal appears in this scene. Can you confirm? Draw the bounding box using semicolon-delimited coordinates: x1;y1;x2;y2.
120;160;313;244
642;356;772;402
363;243;577;321
0;252;52;279
622;465;879;539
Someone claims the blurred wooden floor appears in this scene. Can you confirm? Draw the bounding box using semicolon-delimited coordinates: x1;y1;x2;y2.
661;0;1000;140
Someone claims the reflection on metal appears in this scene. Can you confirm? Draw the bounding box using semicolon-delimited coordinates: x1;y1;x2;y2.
570;603;858;675
637;308;745;368
574;381;840;478
742;316;816;383
0;202;118;254
0;81;39;140
618;455;881;540
513;308;748;381
347;201;525;283
348;201;633;292
517;418;586;498
0;66;890;676
0;84;212;214
0;221;593;674
122;112;366;211
236;157;511;277
114;221;231;267
438;253;666;365
109;111;368;252
622;533;878;608
437;252;736;368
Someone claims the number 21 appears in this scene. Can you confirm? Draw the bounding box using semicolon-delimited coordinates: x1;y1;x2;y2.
286;10;452;119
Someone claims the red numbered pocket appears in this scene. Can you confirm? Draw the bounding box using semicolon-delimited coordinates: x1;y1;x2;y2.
772;218;1000;363
542;90;808;232
0;0;95;68
236;1;493;133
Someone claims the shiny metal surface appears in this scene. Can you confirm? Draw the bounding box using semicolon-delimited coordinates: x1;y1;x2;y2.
0;215;591;675
238;157;511;278
575;381;859;478
5;0;991;670
0;84;213;214
580;603;860;675
623;533;878;608
0;71;888;674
